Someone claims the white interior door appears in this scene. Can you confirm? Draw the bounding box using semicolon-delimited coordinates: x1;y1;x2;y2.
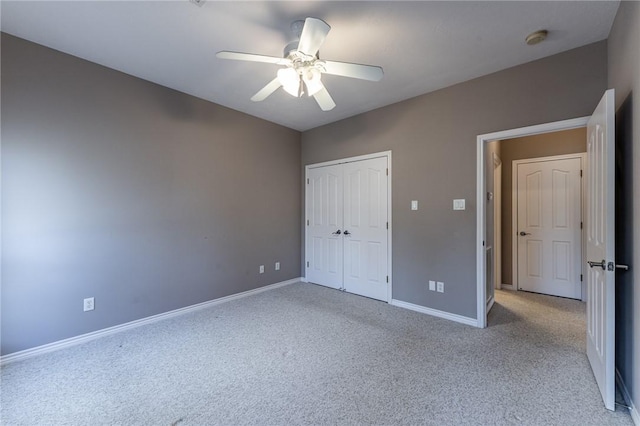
585;89;615;411
306;164;343;290
305;155;390;302
343;157;388;301
516;156;583;299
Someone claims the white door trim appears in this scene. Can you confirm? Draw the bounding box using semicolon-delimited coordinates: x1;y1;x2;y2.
493;156;502;290
511;153;586;299
476;117;588;328
304;151;393;303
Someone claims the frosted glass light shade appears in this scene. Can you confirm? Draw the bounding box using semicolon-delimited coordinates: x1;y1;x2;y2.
277;68;300;97
303;68;323;96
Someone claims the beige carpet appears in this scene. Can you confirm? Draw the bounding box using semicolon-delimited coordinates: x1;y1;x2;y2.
1;283;634;425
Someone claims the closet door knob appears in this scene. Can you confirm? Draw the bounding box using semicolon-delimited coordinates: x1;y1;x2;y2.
332;230;341;235
344;230;351;236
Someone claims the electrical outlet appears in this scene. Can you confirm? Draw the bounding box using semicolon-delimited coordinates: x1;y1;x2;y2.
275;262;280;271
437;282;444;293
259;265;264;274
83;297;95;312
429;280;436;291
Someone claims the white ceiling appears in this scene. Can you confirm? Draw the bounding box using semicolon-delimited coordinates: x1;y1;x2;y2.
1;1;620;131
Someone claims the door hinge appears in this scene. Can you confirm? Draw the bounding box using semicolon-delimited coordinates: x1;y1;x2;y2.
580;274;583;282
306;261;309;267
580;222;583;229
386;168;388;176
307;219;309;226
386;222;389;229
386;276;389;283
580;170;583;177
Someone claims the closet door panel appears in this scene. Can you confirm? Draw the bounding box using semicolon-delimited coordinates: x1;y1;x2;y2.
343;157;388;301
306;164;343;289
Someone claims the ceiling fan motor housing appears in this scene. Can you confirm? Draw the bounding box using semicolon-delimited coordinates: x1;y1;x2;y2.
283;41;301;59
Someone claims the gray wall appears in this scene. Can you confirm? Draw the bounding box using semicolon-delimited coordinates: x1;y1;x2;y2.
608;0;640;413
1;34;302;355
499;128;586;286
301;41;607;319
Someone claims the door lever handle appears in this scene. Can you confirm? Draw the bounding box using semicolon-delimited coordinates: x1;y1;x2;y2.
332;230;341;235
343;230;351;236
608;261;629;271
519;231;531;236
587;260;606;269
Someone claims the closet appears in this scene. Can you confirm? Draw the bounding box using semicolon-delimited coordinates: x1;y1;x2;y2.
305;153;390;301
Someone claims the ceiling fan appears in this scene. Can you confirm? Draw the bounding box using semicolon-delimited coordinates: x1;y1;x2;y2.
216;17;384;111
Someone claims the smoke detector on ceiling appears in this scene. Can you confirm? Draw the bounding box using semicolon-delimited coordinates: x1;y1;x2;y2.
525;30;548;45
189;0;205;7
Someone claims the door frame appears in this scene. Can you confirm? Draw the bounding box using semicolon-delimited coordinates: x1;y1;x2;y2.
476;117;588;328
511;153;587;300
303;150;393;303
493;153;502;291
485;152;501;312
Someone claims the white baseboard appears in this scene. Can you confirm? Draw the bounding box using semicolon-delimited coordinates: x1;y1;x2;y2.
616;368;640;424
500;284;515;291
390;299;478;327
0;277;301;366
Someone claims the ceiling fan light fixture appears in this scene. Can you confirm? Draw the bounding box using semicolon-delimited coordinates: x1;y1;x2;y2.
277;68;300;97
218;17;383;111
303;68;323;96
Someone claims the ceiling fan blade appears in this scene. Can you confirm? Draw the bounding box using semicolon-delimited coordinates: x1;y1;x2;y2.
312;84;336;111
297;18;331;57
216;51;290;65
251;77;282;102
323;60;384;81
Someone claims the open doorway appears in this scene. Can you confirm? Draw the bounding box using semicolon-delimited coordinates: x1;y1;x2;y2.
501;129;587;299
483;129;587;314
476;117;589;328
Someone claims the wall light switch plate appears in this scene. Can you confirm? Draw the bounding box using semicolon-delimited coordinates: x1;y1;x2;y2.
275;262;280;271
259;265;264;274
437;282;444;293
453;199;466;210
411;200;418;211
429;280;436;291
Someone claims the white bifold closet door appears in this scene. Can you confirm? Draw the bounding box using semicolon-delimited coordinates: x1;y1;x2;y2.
306;156;389;301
